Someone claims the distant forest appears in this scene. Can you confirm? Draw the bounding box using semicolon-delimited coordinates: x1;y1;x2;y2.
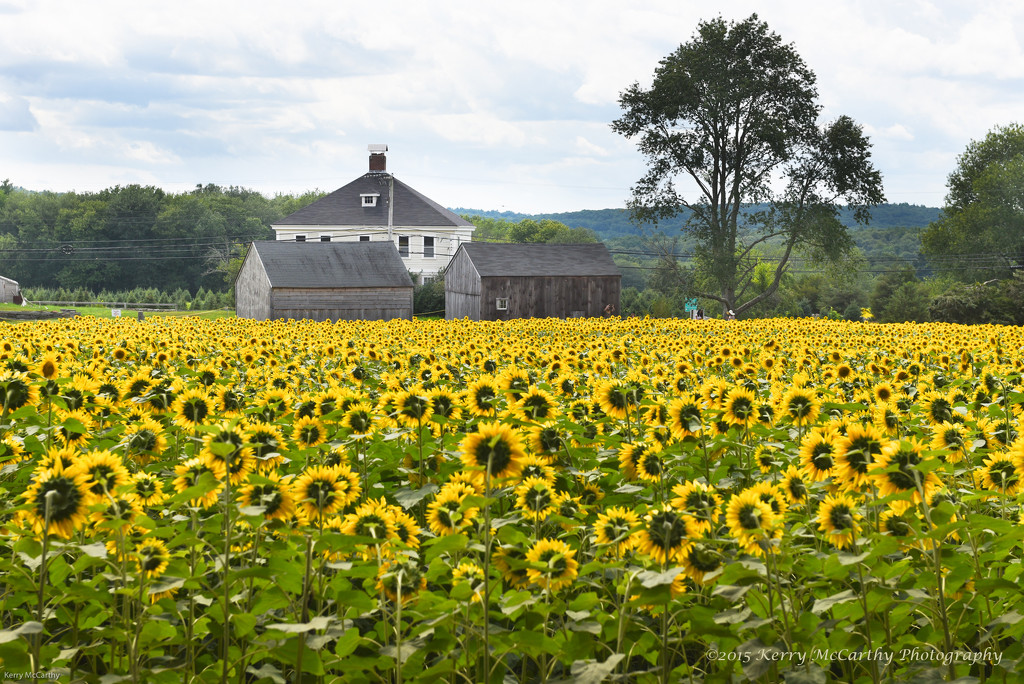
0;176;937;314
451;203;940;236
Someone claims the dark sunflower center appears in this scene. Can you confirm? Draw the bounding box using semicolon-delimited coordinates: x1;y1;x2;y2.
787;395;814;418
347;411;372;432
639;452;662;477
729;397;754;419
306;481;337;508
537;549;568;574
522;395;552;418
139;550;165;572
989;462;1018;488
828;505;854;531
183;399;209;422
687;545;722;572
87;466;117;494
811;444;834;470
475;438;513;476
884;516;911;536
253;484;283;514
35;477;84;521
524;487;552;511
737;504;762;531
648;510;688;549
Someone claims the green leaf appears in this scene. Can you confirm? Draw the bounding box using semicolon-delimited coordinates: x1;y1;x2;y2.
266;616;332;633
812;589;857;614
0;621;43;644
552;654;625;684
232;612;258;638
636;567;685;588
423;533;468;561
393;484;439;509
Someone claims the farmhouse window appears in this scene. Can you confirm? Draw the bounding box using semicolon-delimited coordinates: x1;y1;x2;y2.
320;235;331;242
423;236;435;258
360;193;379;207
359;235;370;242
295;235;306;242
398;236;409;258
496;297;509;311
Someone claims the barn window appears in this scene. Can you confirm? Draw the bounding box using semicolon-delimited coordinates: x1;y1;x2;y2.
398;236;409;258
359;235;370;242
423;236;435;258
360;193;379;207
295;235;306;242
496;297;509;311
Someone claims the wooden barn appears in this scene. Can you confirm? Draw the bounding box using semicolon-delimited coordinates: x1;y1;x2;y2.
444;243;621;321
0;275;20;304
235;241;414;322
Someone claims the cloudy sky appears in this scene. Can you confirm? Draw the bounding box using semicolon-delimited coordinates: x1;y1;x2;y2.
1;0;1021;214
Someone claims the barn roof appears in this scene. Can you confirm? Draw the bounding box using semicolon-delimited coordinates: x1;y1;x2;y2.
452;243;621;277
0;275;17;285
248;241;414;289
274;173;473;228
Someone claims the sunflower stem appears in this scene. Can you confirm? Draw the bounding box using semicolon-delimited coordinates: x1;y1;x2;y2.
482;457;493;684
221;471;233;684
33;492;55;675
295;532;314;683
130;567;147;684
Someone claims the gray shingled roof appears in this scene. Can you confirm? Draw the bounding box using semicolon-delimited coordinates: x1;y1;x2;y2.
249;241;414;288
453;243;621;277
275;173;473;228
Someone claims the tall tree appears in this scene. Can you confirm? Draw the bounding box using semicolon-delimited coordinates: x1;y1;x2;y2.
612;14;884;315
921;123;1024;280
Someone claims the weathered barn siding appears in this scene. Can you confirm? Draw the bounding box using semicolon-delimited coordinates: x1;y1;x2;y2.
444;243;621;321
271;287;413;322
0;276;20;304
444;247;482;320
234;251;273;320
479;275;619;320
234;241;414;322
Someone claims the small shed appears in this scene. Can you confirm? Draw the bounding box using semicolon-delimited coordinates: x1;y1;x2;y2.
0;275;19;304
235;241;414;322
444;243;621;321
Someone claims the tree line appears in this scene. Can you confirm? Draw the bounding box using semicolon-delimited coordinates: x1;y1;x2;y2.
0;182;325;293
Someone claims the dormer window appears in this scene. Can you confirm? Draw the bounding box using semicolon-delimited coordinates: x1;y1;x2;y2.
360;193;379;207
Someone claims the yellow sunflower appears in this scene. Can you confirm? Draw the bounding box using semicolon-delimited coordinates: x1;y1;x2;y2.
524;538;578;592
458;422;527;488
669;480;722;534
19;467;91;538
636;505;699;565
593;505;639;555
816;493;862;550
725;489;778;557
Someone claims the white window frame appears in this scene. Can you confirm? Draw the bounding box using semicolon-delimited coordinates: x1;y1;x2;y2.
319;235;332;242
294;234;306;242
360;193;379;207
423;235;435;258
398;235;409;258
359;235;370;242
496;297;509;311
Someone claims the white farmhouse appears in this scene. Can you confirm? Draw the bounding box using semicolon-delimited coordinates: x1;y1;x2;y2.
271;145;475;281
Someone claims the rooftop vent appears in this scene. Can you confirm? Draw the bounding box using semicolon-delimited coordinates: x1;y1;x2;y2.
368;144;388;172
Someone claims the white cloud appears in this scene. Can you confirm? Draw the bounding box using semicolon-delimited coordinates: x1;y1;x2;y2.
0;91;36;130
0;1;1021;211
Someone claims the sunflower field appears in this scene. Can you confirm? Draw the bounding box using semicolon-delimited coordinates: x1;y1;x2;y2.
1;315;1023;683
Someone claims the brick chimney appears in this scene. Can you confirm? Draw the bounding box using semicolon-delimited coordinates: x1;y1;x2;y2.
368;144;388;171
